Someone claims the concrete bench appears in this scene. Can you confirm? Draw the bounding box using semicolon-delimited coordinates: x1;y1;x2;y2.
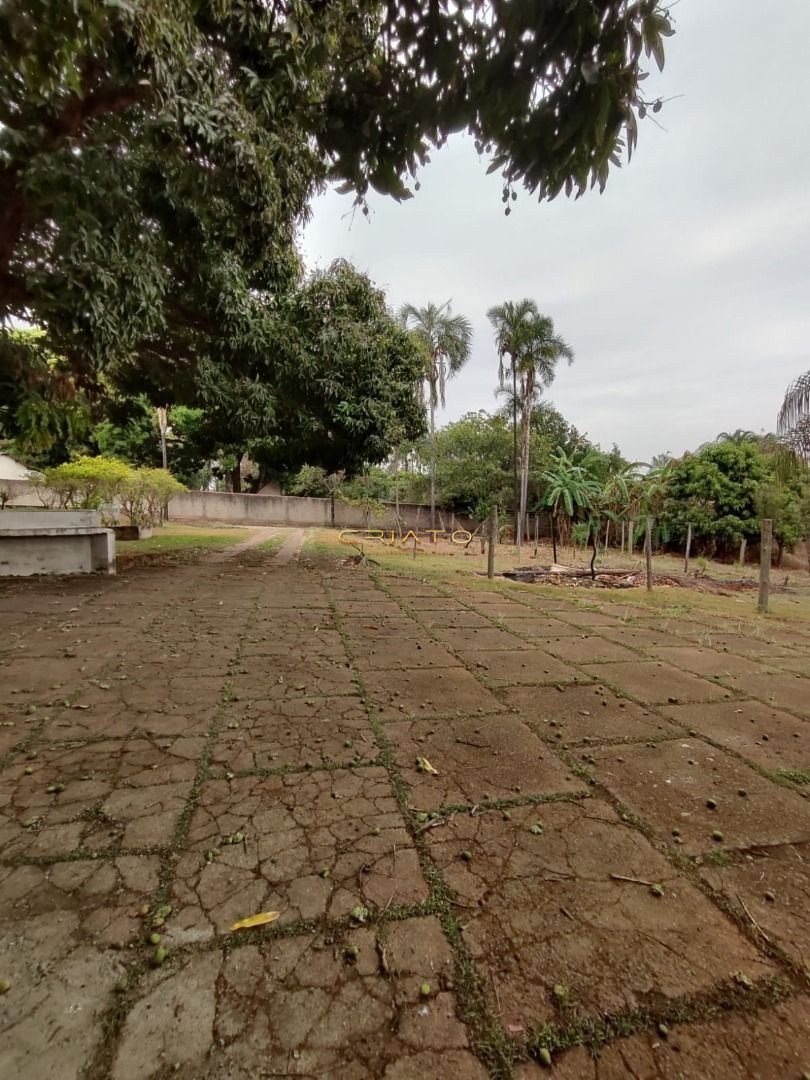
0;510;116;577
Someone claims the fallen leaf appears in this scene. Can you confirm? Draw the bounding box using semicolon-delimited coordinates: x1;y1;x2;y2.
416;757;439;775
229;910;280;932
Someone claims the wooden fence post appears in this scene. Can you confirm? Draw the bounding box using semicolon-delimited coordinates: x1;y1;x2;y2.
758;519;772;613
738;537;747;566
645;515;654;592
629;520;636;555
684;522;692;574
487;506;498;579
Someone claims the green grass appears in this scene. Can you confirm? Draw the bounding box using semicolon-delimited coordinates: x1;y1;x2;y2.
116;524;251;566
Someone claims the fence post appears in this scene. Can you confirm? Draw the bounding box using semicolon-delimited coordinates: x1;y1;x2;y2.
487;506;498;580
738;537;747;567
645;515;654;592
758;519;772;613
684;522;692;574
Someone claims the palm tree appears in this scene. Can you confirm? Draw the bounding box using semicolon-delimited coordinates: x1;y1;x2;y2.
540;448;600;563
488;299;537;539
779;371;810;453
489;302;573;551
516;314;573;549
399;301;472;529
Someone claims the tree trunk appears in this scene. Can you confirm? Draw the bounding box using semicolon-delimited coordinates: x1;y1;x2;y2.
551;513;557;563
620;520;625;554
487;506;498;579
429;398;437;531
512;362;519;543
645;515;654;591
604;518;611;555
738;537;747;566
230;461;242;494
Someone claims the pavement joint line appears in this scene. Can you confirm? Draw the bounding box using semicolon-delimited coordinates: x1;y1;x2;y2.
325;569;517;1080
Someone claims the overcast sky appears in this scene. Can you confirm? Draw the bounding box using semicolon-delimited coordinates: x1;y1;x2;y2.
302;1;810;464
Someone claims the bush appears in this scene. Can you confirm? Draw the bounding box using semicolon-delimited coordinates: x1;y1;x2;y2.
41;457;185;526
42;457;134;521
120;468;185;526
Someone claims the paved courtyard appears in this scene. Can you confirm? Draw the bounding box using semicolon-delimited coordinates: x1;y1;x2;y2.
2;531;810;1078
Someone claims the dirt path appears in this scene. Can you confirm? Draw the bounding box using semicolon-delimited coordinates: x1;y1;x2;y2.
1;554;810;1078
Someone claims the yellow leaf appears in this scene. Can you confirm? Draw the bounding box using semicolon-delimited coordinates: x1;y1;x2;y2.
416;757;439;775
229;910;280;932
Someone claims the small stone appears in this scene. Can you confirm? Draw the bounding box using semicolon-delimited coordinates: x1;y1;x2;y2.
343;945;359;963
738;789;747;797
0;979;10;994
706;798;717;810
23;766;33;775
764;890;776;902
711;830;724;842
320;868;331;879
460;850;473;862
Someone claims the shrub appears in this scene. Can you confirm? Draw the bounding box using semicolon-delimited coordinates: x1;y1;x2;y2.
121;468;185;526
42;457;134;521
42;457;184;526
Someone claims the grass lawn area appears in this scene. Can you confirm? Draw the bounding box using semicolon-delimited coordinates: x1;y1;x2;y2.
303;527;810;624
116;523;253;567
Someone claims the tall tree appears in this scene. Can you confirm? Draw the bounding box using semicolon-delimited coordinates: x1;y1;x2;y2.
488;299;538;537
399;301;472;529
490;302;573;549
779;372;810;456
1;2;674;393
516;313;573;548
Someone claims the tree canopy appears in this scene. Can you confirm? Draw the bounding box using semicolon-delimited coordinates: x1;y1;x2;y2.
2;1;674;383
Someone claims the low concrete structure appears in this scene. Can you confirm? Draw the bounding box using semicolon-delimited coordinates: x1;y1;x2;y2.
0;510;116;577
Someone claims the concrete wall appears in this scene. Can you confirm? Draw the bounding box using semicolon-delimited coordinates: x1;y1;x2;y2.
0;478;41;507
168;490;478;532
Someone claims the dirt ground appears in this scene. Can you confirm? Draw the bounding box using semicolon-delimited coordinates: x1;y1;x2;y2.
2;526;810;1079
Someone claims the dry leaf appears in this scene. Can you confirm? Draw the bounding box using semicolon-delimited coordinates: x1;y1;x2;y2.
416;757;439;775
229;910;280;932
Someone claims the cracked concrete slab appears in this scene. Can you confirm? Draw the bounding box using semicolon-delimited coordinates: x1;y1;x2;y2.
387;713;585;808
112;918;486;1080
594;739;810;853
426;800;773;1030
168;768;426;941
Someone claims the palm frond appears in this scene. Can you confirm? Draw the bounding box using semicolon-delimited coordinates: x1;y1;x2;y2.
778;371;810;434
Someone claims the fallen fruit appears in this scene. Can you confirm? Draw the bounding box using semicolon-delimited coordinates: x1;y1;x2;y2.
416;757;439;775
537;1047;552;1067
350;905;369;924
419;982;432;997
706;798;717;810
0;979;10;994
552;984;568;1001
658;1022;669;1038
460;850;473;862
650;884;664;897
149;933;161;945
151;947;168;966
764;890;776;902
711;830;724;842
529;823;544;836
